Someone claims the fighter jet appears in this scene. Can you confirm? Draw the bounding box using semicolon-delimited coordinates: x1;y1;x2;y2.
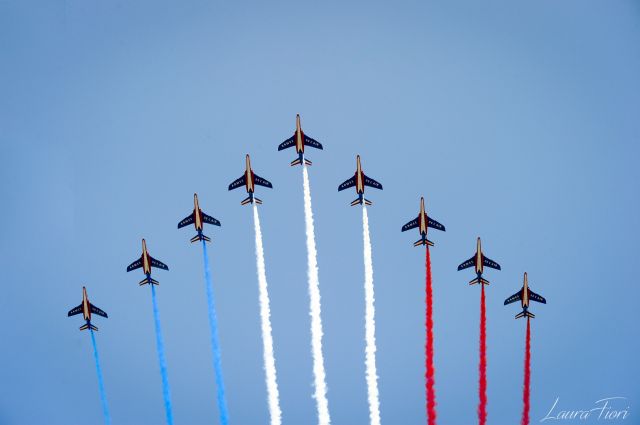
228;154;273;205
457;237;501;285
126;239;169;285
401;197;445;246
67;286;108;331
504;272;546;319
338;155;383;206
177;193;221;243
278;114;323;166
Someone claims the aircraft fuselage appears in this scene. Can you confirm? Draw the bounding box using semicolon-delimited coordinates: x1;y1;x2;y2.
355;155;365;195
142;239;151;275
82;286;91;322
245;155;255;194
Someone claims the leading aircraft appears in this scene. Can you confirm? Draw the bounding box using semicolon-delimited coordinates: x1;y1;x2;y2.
338;155;383;206
278;114;323;166
228;154;273;205
401;197;445;246
177;193;221;243
457;237;501;285
67;286;108;331
126;239;169;285
504;272;546;319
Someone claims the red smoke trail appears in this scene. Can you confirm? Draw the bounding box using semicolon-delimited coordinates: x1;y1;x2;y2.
521;318;531;425
425;247;437;425
478;284;487;425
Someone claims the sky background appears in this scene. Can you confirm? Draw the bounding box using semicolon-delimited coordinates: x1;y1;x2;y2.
1;1;639;424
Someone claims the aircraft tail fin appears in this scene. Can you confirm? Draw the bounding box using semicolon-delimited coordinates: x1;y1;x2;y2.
241;196;252;206
414;238;434;247
515;310;535;319
190;234;211;243
350;198;362;206
254;197;263;205
80;323;98;331
469;277;490;285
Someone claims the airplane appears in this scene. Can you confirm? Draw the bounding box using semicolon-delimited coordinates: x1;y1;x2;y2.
338;155;383;206
67;286;108;331
278;114;323;166
504;272;546;319
401;197;445;247
126;239;169;285
457;237;501;285
177;193;221;243
228;154;273;205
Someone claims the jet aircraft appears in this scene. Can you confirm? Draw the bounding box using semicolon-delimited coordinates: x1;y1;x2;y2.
504;272;546;319
278;114;323;166
457;237;501;284
228;154;273;205
126;239;169;285
67;286;108;331
338;155;382;206
401;197;445;246
177;193;221;243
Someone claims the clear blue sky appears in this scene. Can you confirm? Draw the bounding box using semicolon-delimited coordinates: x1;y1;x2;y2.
1;1;638;424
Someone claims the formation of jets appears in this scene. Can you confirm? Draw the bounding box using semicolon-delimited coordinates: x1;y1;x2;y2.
69;114;546;335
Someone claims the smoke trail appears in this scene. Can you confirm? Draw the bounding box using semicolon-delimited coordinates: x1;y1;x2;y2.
201;241;230;425
478;285;487;425
521;318;531;425
302;166;331;425
362;206;381;425
89;329;111;425
425;247;437;425
252;204;282;425
150;284;174;425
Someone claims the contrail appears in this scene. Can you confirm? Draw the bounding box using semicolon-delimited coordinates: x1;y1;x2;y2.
201;241;230;425
521;318;531;425
150;284;174;425
302;166;331;425
252;204;283;425
362;206;381;425
425;247;437;425
89;329;111;425
478;285;487;425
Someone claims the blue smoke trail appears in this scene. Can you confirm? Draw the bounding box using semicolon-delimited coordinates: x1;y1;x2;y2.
151;284;174;425
89;329;111;425
202;240;230;425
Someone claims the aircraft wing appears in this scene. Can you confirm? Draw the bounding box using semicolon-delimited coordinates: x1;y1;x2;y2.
90;304;108;318
67;304;83;317
228;175;246;191
253;173;273;188
401;216;419;232
202;212;221;226
504;291;522;305
304;136;323;150
528;289;546;304
338;175;356;191
427;217;445;231
177;213;195;229
363;174;383;190
126;258;143;272
278;136;295;151
457;256;475;271
150;256;169;271
482;255;501;270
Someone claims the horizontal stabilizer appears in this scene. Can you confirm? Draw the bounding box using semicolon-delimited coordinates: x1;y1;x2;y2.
469;276;490;285
254;197;263;205
139;277;159;286
414;238;434;247
241;196;252;206
515;311;535;319
290;158;302;166
79;323;98;331
191;234;211;243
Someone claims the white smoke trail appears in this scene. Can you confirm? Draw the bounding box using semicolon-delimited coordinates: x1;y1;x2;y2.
252;204;282;425
302;166;331;425
362;205;381;425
